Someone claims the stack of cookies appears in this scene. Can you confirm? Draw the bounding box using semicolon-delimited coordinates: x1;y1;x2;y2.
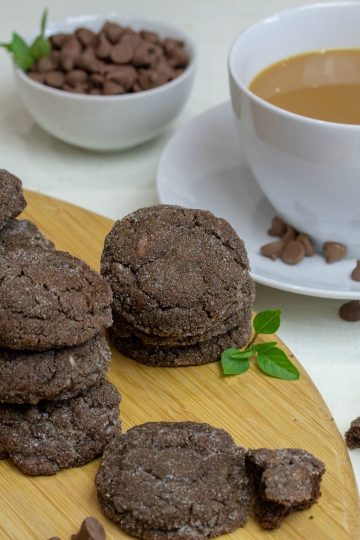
0;170;121;475
101;205;255;367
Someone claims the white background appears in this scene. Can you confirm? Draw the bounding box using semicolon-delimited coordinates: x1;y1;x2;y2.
1;0;360;488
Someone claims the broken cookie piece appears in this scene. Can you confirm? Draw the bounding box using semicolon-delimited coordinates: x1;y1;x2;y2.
345;417;360;448
246;448;325;529
0;169;27;226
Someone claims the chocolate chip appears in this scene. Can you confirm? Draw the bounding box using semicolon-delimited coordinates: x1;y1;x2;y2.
107;65;137;89
351;260;360;281
35;56;57;73
282;226;297;244
260;240;285;260
268;217;287;237
71;517;105;540
62;83;87;94
138;69;169;90
110;40;133;64
60;37;82;72
133;42;160;67
90;73;104;87
323;242;347;263
75;28;96;47
28;72;45;83
281;240;305;265
103;81;126;95
339;301;360;322
44;71;65;88
89;88;102;95
96;34;112;60
297;233;315;256
140;30;160;44
49;33;71;49
65;69;88;86
102;22;123;44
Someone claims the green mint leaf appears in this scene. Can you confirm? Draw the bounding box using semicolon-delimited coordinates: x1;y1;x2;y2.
221;348;250;375
253;309;281;335
229;349;254;359
9;33;34;70
251;341;277;353
0;42;12;51
31;35;51;60
257;347;300;380
40;8;48;37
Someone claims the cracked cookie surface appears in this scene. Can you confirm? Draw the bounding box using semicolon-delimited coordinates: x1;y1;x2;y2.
0;169;26;225
101;205;252;339
0;219;54;253
0;333;110;404
96;421;251;539
0;247;113;350
0;380;121;475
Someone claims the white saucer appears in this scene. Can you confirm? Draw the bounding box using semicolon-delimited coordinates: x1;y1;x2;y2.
156;102;360;299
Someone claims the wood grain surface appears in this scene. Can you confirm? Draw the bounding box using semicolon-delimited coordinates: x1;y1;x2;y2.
0;191;358;540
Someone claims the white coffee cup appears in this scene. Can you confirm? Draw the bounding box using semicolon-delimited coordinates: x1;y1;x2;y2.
228;2;360;257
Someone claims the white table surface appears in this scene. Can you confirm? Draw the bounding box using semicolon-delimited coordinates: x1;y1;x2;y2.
1;0;360;490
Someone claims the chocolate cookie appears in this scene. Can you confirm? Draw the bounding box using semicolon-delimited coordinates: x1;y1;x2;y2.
0;219;54;253
0;247;113;350
0;169;26;225
96;422;251;539
0;380;121;475
101;205;253;339
111;311;252;367
112;277;255;347
246;448;325;529
0;333;110;404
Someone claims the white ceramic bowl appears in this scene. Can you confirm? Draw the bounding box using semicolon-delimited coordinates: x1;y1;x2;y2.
14;13;196;151
229;2;360;257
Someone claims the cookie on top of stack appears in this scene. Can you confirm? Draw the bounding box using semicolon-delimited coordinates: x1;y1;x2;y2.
0;170;121;476
101;205;255;366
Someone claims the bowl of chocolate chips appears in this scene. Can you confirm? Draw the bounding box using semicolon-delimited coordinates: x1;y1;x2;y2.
14;13;196;151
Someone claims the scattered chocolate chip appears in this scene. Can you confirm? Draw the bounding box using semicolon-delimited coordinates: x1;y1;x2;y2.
71;517;106;540
351;260;360;281
281;240;305;265
296;233;315;257
267;216;287;237
282;226;297;244
339;300;360;322
260;240;285;260
345;417;360;448
323;241;347;263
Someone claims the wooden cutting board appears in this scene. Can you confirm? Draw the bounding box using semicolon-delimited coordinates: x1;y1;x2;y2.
0;191;358;540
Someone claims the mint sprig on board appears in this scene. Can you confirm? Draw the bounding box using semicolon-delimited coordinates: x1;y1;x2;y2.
0;9;51;70
221;309;300;381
